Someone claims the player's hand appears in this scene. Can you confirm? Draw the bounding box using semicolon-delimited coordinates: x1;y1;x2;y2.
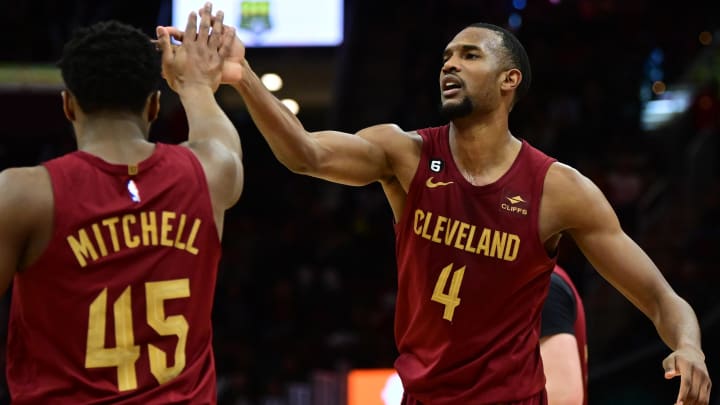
217;26;245;84
157;10;245;84
663;347;711;405
156;2;224;93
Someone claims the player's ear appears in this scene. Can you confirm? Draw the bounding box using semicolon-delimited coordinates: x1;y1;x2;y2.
147;91;161;123
500;68;521;92
61;90;76;122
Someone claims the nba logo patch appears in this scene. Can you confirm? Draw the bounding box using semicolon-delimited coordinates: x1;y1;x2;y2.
430;159;444;173
127;179;141;203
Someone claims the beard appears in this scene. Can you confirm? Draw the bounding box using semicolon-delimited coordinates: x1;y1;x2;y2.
439;96;473;120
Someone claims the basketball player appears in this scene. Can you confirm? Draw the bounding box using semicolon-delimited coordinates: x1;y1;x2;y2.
540;266;587;405
165;13;711;404
0;4;242;403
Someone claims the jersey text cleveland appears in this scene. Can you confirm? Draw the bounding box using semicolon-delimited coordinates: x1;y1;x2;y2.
413;209;520;261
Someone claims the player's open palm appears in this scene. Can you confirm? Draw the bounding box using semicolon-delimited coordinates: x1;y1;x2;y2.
663;348;712;405
157;2;224;93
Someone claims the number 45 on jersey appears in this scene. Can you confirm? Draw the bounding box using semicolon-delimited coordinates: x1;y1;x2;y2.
85;278;190;391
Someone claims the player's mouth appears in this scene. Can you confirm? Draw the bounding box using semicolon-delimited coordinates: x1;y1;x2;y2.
441;75;463;98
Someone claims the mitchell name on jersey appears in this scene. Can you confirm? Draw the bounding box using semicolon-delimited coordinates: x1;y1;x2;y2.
66;210;203;267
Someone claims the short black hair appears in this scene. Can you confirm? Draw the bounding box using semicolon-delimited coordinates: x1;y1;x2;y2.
58;20;161;114
468;23;531;106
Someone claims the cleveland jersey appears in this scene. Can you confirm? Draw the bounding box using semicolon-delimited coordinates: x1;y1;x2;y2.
394;125;557;404
7;144;222;404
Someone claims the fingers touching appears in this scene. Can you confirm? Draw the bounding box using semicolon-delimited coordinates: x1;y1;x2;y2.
209;10;225;50
155;27;174;69
156;1;230;92
158;2;228;50
183;10;198;42
197;2;212;43
218;26;236;59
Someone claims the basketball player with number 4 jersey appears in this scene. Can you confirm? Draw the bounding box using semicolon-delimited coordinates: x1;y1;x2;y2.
197;15;711;405
0;4;242;404
394;124;555;404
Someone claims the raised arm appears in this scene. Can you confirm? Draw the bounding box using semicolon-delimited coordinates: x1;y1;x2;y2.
543;163;711;405
213;20;408;186
230;60;397;186
157;3;243;234
159;15;407;187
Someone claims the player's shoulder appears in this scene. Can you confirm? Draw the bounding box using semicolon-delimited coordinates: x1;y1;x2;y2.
0;165;52;214
183;138;242;173
542;161;616;233
181;139;243;210
544;162;604;205
0;165;51;194
356;123;423;156
546;162;586;185
357;123;419;141
182;138;240;162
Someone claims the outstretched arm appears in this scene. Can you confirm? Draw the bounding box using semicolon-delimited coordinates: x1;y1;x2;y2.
157;3;243;234
231;60;401;186
159;20;401;187
544;163;711;405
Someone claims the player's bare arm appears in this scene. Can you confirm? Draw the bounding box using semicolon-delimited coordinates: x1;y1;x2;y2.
0;167;53;294
540;333;584;405
541;162;711;405
157;3;243;236
158;15;421;189
183;18;415;188
231;64;402;186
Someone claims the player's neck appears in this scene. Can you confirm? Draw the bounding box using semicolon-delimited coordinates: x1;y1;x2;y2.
74;114;154;163
449;109;512;152
448;116;520;185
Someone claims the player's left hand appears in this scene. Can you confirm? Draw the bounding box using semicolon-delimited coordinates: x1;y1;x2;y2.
157;4;244;84
156;2;225;93
663;347;711;405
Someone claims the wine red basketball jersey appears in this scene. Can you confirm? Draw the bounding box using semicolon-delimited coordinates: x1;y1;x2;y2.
394;125;557;404
7;144;221;404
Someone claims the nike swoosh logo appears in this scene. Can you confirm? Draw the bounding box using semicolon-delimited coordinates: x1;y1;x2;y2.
426;177;454;188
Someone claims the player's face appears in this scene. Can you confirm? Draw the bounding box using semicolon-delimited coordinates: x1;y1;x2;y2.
439;27;506;119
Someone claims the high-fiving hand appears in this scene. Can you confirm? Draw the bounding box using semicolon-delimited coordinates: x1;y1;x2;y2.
156;2;231;93
157;2;245;85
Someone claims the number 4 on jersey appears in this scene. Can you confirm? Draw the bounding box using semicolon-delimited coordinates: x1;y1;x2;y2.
431;264;466;321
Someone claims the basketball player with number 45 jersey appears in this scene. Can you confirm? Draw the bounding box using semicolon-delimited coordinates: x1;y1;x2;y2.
0;4;242;404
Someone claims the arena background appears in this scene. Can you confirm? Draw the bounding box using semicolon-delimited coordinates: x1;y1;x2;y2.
0;0;718;403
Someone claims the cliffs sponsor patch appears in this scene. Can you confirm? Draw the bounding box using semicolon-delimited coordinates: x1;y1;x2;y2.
500;190;529;216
